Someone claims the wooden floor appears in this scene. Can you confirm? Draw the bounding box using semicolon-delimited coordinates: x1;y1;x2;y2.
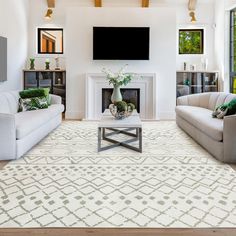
0;228;236;236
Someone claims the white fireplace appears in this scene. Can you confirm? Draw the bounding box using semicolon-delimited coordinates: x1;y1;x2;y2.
85;73;157;120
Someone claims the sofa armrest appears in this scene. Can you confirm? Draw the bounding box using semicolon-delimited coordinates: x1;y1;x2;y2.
50;94;62;105
0;113;16;160
177;96;189;106
223;114;236;163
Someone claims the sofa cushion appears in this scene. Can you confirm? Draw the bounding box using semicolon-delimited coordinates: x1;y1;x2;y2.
15;104;64;139
176;106;223;142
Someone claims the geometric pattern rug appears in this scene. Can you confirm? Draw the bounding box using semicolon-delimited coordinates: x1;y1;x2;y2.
0;121;236;227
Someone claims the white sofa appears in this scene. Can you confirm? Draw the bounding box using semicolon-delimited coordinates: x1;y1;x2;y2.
176;92;236;163
0;91;64;160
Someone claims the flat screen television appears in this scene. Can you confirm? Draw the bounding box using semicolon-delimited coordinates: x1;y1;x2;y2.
93;27;150;60
0;36;7;82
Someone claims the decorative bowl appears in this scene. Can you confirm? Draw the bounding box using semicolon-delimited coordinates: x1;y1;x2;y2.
109;104;133;120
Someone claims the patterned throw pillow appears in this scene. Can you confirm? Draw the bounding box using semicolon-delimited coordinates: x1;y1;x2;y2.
212;98;236;119
212;105;228;119
18;97;49;112
19;88;51;105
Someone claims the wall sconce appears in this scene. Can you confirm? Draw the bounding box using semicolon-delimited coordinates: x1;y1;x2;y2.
45;9;53;20
189;11;197;23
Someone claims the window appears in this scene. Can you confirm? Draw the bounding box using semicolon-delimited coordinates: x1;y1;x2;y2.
230;10;236;94
37;28;64;54
179;29;204;55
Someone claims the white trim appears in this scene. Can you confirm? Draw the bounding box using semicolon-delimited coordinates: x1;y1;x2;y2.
85;73;157;120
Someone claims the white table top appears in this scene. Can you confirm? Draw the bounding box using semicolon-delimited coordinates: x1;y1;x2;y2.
99;109;142;128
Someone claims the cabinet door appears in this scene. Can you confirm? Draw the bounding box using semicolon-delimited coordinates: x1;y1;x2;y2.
176;72;190;97
38;72;53;92
203;73;218;92
24;72;38;89
191;73;203;94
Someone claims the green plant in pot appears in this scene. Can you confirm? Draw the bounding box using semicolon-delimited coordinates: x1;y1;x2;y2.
102;65;133;103
109;101;135;120
30;58;35;70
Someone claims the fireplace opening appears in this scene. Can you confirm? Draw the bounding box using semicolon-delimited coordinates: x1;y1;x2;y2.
102;88;140;113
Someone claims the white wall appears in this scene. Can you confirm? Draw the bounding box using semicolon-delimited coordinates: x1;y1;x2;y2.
176;1;216;71
0;0;29;91
28;0;65;69
214;0;226;91
65;7;177;119
26;0;219;119
28;0;217;72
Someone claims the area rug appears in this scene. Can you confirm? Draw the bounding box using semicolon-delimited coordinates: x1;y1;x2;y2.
0;121;236;227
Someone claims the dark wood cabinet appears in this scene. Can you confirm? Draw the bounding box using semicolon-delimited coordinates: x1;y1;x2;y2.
23;70;66;109
177;71;219;98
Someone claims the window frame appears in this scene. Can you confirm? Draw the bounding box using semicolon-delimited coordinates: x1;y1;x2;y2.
37;28;64;55
230;9;236;93
178;29;204;55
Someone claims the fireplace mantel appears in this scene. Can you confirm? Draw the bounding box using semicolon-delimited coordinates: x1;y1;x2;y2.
85;73;157;120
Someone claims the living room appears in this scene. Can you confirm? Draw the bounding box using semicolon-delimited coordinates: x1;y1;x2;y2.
0;0;236;235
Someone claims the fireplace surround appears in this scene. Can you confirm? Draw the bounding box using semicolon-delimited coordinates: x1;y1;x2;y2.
85;73;157;120
102;88;140;113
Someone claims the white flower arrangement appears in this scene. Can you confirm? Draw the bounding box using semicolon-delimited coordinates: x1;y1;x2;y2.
102;64;133;87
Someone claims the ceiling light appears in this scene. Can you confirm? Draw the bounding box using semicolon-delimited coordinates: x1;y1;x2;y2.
189;11;197;23
45;9;53;20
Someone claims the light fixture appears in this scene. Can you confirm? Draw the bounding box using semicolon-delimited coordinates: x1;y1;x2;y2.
189;11;197;23
45;9;53;20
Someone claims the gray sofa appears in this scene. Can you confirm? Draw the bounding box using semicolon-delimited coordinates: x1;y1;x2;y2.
0;91;64;160
176;92;236;163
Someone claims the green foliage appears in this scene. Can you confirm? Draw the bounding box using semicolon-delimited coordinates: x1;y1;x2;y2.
127;103;135;111
179;30;203;54
115;101;128;112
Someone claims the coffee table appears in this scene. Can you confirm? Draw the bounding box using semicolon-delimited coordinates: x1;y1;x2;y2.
98;109;142;153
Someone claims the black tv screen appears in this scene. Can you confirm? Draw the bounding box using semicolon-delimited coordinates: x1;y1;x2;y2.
93;27;150;60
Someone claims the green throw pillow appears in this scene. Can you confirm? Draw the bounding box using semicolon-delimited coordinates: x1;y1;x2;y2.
212;98;236;119
227;98;236;115
19;88;51;105
18;97;49;112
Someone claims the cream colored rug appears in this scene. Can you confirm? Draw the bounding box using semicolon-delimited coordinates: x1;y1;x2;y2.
0;121;236;227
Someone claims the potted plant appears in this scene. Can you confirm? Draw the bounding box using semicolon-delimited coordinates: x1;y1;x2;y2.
102;65;133;103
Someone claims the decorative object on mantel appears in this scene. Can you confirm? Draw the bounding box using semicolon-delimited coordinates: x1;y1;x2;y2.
102;65;133;103
45;59;50;70
183;62;187;71
190;64;197;71
55;56;60;70
109;101;135;120
29;58;35;70
201;57;208;71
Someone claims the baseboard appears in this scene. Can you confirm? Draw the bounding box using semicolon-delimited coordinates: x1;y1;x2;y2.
158;112;176;120
65;111;84;120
